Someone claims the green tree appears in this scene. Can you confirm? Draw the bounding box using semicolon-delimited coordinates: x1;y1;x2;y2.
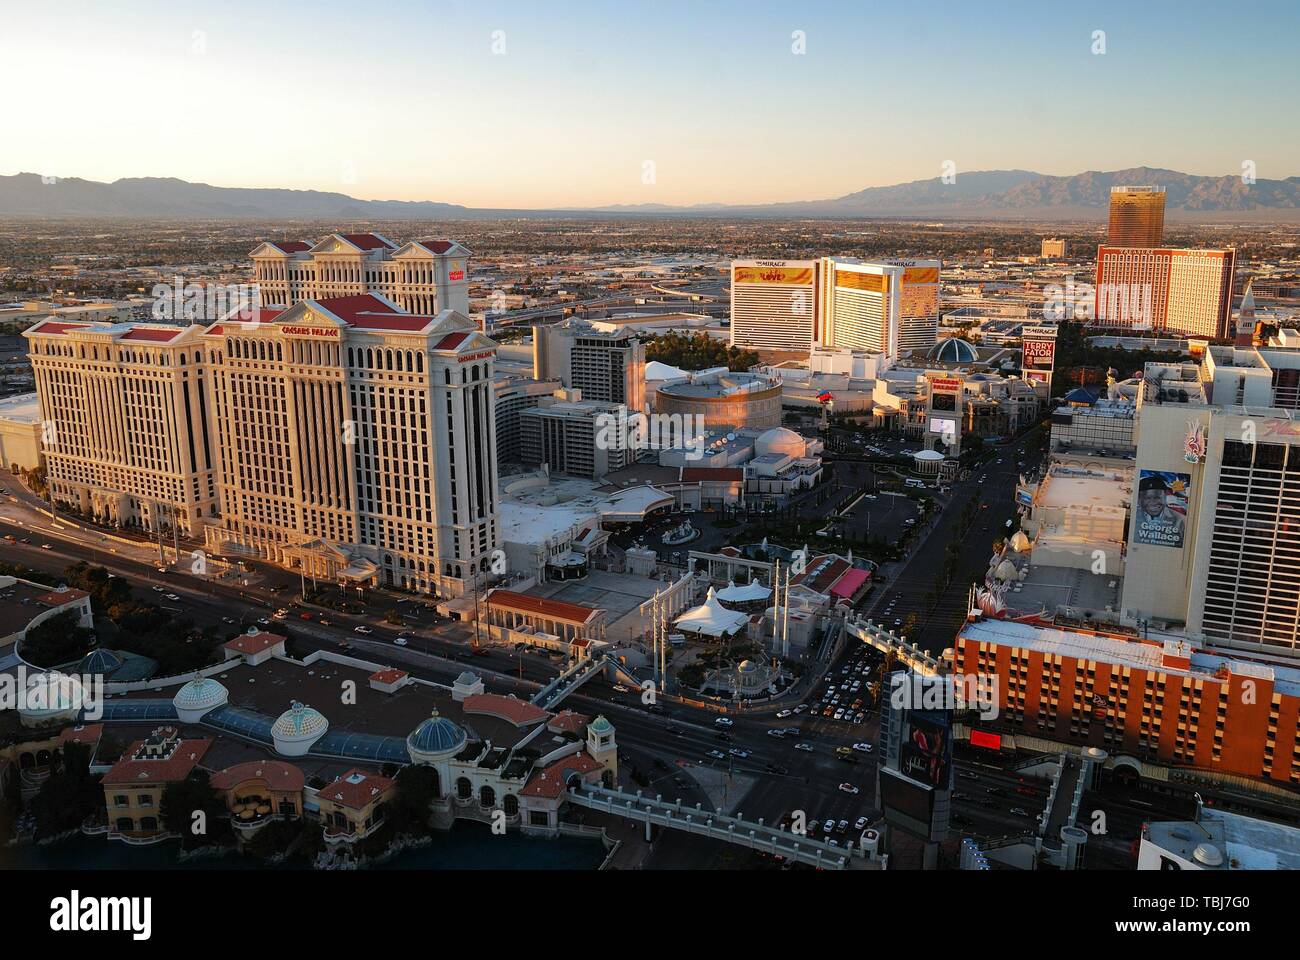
30;741;101;840
161;770;230;849
389;765;439;835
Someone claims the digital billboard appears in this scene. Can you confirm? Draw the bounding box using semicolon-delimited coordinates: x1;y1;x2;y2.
899;712;952;789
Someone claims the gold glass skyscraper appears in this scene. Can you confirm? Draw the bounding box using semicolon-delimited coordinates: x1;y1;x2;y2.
1107;185;1166;247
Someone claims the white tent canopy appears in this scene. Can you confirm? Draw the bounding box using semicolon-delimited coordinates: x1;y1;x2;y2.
716;578;773;604
674;586;749;639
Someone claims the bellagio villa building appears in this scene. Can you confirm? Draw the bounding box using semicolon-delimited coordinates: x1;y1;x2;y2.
25;233;501;599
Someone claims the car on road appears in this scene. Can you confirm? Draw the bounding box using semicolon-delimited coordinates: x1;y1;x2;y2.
1010;807;1030;817
152;585;165;593
256;618;270;626
40;543;53;550
728;748;749;759
353;626;373;635
394;637;408;646
958;772;979;781
318;618;331;627
612;684;629;694
714;716;733;727
222;617;236;624
793;704;807;714
851;742;873;753
766;729;784;738
707;750;726;760
794;743;814;752
776;709;792;718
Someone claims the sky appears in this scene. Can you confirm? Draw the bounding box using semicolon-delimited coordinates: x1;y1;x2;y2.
3;0;1297;208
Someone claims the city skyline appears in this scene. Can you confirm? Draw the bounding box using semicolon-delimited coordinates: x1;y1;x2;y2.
4;0;1299;208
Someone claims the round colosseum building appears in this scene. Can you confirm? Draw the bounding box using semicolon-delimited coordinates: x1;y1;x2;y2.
653;371;782;432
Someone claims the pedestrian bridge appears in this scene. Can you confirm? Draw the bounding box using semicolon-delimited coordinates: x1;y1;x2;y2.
565;784;883;870
531;654;609;710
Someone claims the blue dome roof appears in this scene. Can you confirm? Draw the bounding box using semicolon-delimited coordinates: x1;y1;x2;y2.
927;338;979;364
78;648;124;675
408;711;467;756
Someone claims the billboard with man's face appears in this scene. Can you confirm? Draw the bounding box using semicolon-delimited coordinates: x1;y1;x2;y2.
1134;470;1190;548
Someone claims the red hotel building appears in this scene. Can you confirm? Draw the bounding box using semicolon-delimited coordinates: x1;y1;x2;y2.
952;616;1300;788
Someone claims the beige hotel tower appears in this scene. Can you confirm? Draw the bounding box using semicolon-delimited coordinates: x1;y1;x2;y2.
27;235;499;599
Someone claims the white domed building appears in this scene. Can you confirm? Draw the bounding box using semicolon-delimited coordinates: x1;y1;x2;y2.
748;427;825;503
172;677;229;723
17;672;88;729
754;426;807;459
912;447;946;478
271;701;329;757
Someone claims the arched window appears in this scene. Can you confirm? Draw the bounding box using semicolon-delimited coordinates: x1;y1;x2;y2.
479;785;495;809
456;777;472;800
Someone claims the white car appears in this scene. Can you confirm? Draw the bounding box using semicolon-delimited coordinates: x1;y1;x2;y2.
165;594;181;602
838;783;860;795
776;709;792;718
854;816;869;830
612;684;629;694
394;637;408;646
152;585;165;593
851;742;873;753
794;743;814;752
353;626;373;635
714;716;733;727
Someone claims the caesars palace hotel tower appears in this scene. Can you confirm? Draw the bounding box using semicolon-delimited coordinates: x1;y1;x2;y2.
201;291;499;598
28;234;499;599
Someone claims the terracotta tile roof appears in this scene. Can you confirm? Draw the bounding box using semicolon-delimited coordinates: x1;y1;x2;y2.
314;294;435;332
59;723;103;746
34;587;89;607
369;668;407;685
339;233;395;251
223;630;283;656
210;760;305;793
547;710;590;735
315;768;394;809
271;240;311;254
432;331;469;350
486;589;600;625
796;555;851;594
520;752;603;799
27;321;87;337
102;737;210;786
461;693;549;728
417;239;456;255
120;326;182;342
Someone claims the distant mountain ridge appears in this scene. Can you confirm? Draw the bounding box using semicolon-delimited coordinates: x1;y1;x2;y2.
2;166;1298;219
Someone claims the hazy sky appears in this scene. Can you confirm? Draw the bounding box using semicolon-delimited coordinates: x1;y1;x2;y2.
4;0;1297;207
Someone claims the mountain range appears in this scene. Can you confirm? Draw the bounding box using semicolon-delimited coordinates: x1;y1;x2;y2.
2;167;1299;220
